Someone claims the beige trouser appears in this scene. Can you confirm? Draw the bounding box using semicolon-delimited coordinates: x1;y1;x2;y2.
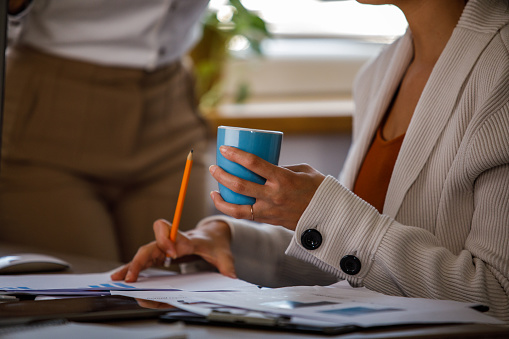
0;46;209;262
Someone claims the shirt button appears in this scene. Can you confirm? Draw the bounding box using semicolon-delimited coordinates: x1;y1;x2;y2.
301;229;322;250
340;255;361;275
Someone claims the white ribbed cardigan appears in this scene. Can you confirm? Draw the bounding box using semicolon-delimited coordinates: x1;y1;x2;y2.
198;0;509;321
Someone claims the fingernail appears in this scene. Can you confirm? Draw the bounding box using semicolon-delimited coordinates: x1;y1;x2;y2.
209;165;216;174
229;272;238;279
219;145;227;153
125;272;133;281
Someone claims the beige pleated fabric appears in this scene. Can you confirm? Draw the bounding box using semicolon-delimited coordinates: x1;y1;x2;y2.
0;46;208;262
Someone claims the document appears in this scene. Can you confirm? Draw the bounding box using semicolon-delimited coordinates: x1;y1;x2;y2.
0;269;259;295
111;280;504;328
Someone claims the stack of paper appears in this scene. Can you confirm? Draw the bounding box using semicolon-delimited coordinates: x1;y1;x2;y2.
112;280;504;328
1;270;503;329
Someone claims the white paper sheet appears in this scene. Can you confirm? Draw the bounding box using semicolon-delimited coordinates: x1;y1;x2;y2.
0;269;259;294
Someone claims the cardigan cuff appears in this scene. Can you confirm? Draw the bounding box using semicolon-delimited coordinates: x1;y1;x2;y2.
286;175;393;285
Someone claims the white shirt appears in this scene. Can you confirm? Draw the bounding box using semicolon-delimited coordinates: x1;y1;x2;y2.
10;0;209;70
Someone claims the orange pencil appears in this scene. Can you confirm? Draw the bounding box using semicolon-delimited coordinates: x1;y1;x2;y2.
164;149;193;268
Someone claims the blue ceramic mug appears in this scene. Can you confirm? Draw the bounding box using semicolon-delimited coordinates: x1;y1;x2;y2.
217;126;283;205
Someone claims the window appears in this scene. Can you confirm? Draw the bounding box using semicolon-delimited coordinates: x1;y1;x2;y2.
208;1;408;113
209;0;407;42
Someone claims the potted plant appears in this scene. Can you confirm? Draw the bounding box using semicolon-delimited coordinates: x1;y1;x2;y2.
189;0;271;112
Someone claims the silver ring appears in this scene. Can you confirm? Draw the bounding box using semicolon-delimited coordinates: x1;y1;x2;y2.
250;205;254;221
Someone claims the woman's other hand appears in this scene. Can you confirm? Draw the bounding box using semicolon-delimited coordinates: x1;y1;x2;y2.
210;146;326;230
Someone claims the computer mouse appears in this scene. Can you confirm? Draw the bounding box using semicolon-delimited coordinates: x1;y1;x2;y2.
0;253;71;274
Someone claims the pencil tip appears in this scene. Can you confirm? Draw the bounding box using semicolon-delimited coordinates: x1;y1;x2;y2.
191;149;194;153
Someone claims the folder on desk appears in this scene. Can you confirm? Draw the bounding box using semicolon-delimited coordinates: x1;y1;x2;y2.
160;308;360;335
0;319;187;339
0;295;175;326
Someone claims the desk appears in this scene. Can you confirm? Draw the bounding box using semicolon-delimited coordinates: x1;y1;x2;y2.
1;244;508;338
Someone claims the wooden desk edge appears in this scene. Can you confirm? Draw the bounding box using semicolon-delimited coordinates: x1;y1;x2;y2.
205;114;353;135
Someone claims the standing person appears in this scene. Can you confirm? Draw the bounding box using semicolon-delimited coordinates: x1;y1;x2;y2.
0;0;210;262
112;0;509;322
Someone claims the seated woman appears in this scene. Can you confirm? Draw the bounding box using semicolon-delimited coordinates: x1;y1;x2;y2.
112;0;509;322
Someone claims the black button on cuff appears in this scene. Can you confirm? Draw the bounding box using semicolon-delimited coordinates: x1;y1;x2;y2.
340;255;361;275
301;229;322;250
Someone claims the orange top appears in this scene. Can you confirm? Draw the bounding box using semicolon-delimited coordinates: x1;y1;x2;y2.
353;126;404;213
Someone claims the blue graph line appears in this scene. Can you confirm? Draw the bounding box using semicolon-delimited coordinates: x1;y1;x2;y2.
86;283;136;289
113;282;136;289
100;284;115;288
